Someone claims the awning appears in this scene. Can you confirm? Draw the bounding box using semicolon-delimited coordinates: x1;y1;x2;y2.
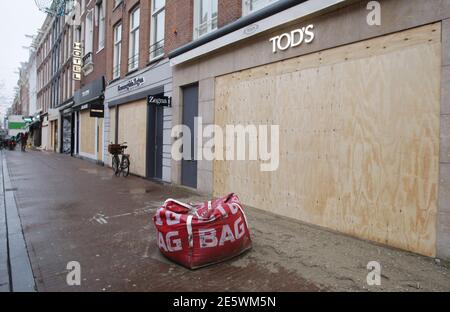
73;76;105;110
48;109;59;121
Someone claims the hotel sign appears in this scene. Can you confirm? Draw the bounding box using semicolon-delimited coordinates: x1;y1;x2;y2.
270;24;315;53
73;42;82;80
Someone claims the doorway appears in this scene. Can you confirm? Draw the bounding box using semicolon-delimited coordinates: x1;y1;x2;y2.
181;84;198;188
147;95;164;180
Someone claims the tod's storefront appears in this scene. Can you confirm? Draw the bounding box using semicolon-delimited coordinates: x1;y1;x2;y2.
168;0;450;259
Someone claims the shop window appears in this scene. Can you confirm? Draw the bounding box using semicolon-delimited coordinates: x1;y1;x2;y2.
128;7;140;71
193;0;218;39
113;23;122;79
243;0;280;15
150;0;165;60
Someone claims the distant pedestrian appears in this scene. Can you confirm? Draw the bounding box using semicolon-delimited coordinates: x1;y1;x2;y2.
21;132;28;152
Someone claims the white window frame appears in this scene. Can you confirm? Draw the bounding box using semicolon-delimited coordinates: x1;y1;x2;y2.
193;0;218;40
113;23;122;79
114;0;123;9
243;0;279;16
128;7;140;71
150;0;165;61
97;1;106;52
84;9;94;56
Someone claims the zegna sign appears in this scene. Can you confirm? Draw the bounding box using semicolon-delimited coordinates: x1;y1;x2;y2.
269;24;314;53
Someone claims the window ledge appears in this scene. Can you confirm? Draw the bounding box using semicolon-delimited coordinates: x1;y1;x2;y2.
125;69;139;77
148;54;164;65
113;2;123;12
109;77;121;85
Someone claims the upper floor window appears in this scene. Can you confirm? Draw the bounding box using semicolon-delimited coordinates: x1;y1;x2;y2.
193;0;218;39
128;7;140;71
113;23;122;79
114;0;123;8
97;1;106;51
243;0;279;15
150;0;165;60
85;10;94;56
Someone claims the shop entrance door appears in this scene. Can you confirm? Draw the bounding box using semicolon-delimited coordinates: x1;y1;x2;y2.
181;84;198;188
62;114;72;154
147;97;164;180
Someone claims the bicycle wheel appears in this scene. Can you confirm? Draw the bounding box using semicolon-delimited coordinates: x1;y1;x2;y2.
122;156;130;177
112;155;121;176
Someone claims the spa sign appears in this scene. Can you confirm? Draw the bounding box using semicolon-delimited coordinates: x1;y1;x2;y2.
270;24;315;53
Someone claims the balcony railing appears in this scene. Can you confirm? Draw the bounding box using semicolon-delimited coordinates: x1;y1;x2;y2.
82;52;93;66
113;64;121;80
194;16;218;39
149;39;164;60
128;53;139;71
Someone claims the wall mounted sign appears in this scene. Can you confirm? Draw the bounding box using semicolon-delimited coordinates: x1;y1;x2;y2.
269;24;315;53
91;107;105;118
117;77;146;93
148;95;172;107
243;23;259;35
73;42;82;80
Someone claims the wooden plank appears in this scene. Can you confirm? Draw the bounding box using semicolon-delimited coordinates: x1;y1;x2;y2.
98;118;103;162
117;100;147;177
80;110;95;155
214;23;441;256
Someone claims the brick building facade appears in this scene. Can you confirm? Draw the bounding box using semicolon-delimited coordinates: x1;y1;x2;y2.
35;12;76;152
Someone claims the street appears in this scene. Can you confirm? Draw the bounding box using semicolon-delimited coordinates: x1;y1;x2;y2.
0;149;449;292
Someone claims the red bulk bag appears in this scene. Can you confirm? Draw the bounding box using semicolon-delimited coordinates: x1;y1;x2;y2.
153;193;252;269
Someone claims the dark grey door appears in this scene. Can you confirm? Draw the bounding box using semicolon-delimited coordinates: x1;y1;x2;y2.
155;106;164;179
182;84;198;188
147;100;164;180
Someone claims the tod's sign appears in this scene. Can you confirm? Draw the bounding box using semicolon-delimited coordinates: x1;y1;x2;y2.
270;24;315;53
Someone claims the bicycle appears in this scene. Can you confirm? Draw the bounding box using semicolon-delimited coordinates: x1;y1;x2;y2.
108;143;130;177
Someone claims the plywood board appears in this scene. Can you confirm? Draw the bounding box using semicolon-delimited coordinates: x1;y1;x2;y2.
98;118;103;162
108;107;117;167
214;23;441;256
117;100;147;177
80;110;96;156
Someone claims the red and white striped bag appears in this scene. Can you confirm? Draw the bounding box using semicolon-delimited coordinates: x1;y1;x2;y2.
153;194;252;269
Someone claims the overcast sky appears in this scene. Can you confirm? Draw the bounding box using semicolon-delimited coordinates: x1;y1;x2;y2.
0;1;46;120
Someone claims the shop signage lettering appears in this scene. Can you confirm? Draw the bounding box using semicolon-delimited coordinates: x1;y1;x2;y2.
73;42;82;80
90;108;104;118
148;95;172;107
117;77;145;93
82;89;90;97
269;24;315;53
157;217;246;252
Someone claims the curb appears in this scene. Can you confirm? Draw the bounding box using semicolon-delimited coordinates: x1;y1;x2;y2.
1;151;36;292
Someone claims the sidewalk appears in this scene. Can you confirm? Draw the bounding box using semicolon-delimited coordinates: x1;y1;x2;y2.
3;149;450;292
0;151;36;292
